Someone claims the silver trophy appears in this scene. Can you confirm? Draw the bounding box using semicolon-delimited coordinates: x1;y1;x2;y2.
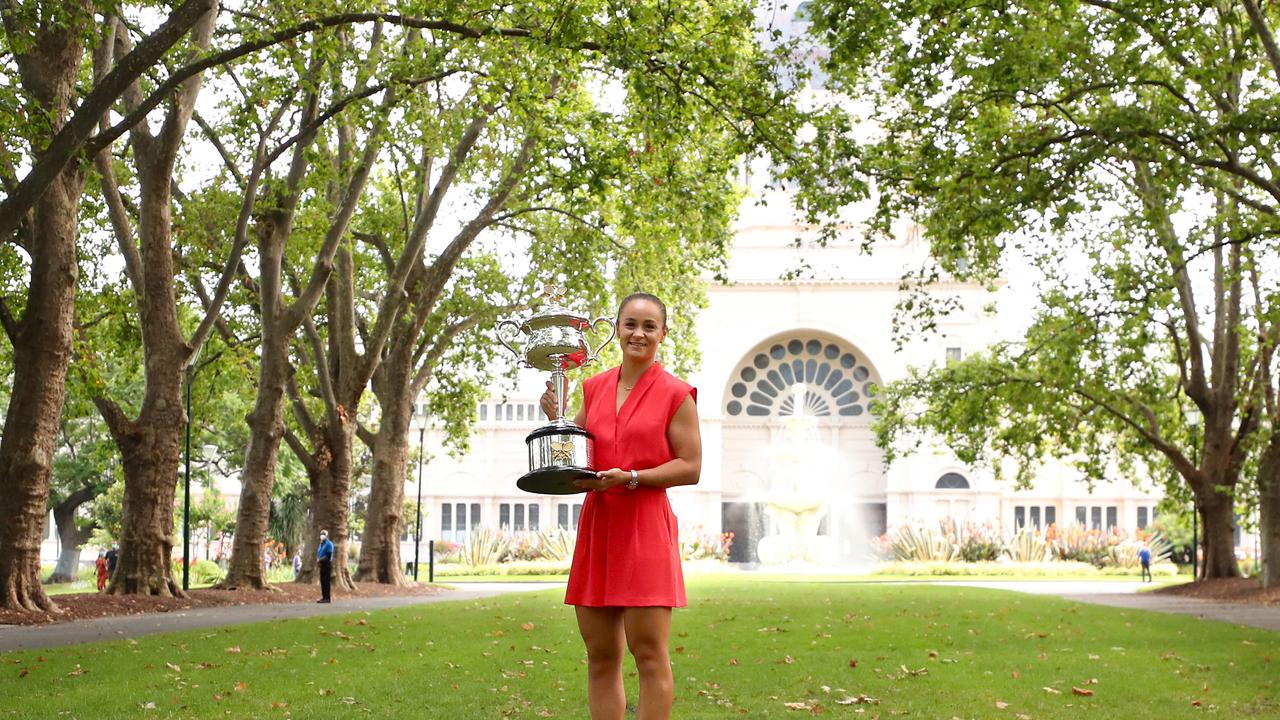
497;284;615;494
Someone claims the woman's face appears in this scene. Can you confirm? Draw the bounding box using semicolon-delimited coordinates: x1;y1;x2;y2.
617;299;666;362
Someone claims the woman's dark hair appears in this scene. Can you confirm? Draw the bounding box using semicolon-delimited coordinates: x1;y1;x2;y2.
617;292;667;328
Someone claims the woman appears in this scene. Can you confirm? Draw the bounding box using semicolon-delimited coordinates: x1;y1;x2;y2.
541;292;702;720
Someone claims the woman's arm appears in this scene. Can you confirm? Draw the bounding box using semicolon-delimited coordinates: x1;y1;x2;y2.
580;394;701;491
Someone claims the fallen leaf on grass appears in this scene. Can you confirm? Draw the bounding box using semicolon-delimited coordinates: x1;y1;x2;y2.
1072;687;1095;696
18;669;28;679
318;688;333;696
139;701;156;710
995;701;1009;709
729;658;739;666
783;701;811;710
165;663;181;674
848;659;858;668
225;647;241;654
521;623;535;631
66;665;87;677
1043;687;1061;695
271;701;289;708
835;695;878;705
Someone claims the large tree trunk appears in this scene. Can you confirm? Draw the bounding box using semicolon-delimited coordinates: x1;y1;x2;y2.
355;360;414;585
1198;489;1242;580
105;412;185;596
1257;431;1280;588
0;0;90;614
296;422;357;592
221;339;292;589
45;487;98;584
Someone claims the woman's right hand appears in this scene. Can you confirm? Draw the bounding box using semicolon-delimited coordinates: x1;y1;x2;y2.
540;380;558;420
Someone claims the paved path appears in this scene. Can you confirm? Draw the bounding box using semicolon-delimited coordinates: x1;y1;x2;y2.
937;580;1280;632
0;582;565;653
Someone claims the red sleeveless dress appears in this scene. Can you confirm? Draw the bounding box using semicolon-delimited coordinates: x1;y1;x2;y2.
564;363;695;608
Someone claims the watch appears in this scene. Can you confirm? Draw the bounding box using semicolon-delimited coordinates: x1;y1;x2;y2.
626;469;640;490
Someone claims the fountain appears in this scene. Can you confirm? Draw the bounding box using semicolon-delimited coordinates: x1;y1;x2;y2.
755;384;846;565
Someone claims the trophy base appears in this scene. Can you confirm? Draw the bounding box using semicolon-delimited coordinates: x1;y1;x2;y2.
517;466;596;495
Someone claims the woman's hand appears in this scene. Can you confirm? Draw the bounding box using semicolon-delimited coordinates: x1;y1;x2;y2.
574;467;630;491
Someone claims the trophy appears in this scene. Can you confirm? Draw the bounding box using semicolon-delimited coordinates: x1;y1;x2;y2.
497;284;615;494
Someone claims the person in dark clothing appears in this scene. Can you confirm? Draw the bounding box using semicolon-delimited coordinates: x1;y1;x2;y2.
316;529;334;603
105;545;119;579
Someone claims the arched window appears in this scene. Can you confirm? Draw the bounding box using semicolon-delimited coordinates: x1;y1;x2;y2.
724;337;879;418
935;472;970;489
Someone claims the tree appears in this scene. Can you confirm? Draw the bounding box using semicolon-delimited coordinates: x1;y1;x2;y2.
207;1;809;589
0;0;223;612
85;1;230;597
350;1;805;585
807;0;1280;580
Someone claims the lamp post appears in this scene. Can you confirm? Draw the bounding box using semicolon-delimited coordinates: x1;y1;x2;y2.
413;424;425;582
1187;407;1201;581
182;364;194;592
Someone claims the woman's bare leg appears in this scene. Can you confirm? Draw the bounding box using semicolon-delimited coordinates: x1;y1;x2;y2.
576;605;626;719
622;607;674;720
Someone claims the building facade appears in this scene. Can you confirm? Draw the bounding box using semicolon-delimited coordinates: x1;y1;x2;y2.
414;193;1167;563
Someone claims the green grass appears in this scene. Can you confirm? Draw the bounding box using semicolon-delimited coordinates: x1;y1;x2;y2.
1;578;1275;719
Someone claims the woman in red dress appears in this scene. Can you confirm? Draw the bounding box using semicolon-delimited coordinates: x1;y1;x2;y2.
541;292;701;720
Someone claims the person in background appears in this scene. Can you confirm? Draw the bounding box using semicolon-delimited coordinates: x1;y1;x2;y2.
316;529;335;603
292;549;302;579
105;545;118;580
1138;543;1153;583
95;551;108;592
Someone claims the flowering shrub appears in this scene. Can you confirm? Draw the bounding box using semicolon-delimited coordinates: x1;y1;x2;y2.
679;527;734;561
1048;525;1118;567
874;521;1172;570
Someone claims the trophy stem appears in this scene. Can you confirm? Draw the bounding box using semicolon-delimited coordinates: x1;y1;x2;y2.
550;365;568;420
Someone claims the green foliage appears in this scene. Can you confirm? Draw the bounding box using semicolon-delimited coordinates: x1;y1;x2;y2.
678;527;735;562
173;559;226;586
460;526;510;566
1003;529;1053;563
435;560;570;577
881;524;960;562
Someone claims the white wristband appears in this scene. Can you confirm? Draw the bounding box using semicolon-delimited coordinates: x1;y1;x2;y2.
626;469;640;490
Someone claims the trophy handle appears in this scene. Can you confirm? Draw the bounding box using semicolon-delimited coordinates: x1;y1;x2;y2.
586;316;616;365
496;319;528;366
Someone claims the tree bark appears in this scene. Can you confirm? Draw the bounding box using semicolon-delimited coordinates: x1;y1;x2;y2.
0;2;91;611
1257;431;1280;588
1197;488;1243;581
46;487;98;583
221;328;293;589
355;357;414;585
295;426;357;592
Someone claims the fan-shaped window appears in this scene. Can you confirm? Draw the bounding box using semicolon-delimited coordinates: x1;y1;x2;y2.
724;336;878;418
935;472;970;489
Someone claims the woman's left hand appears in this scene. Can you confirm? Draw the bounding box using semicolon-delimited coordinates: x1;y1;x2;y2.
574;467;629;491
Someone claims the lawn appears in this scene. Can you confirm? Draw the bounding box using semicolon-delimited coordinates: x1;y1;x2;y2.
0;578;1275;719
